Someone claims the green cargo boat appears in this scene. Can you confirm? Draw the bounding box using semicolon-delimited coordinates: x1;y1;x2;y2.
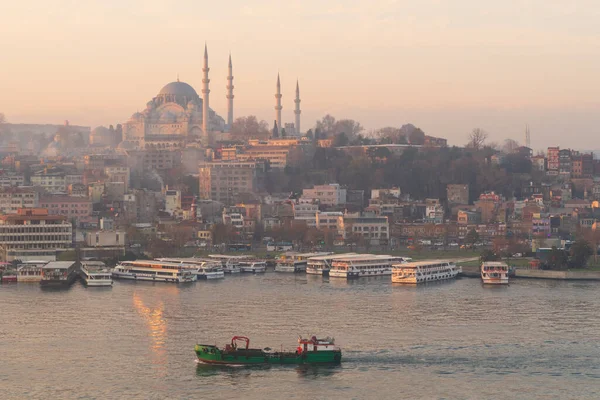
195;335;342;365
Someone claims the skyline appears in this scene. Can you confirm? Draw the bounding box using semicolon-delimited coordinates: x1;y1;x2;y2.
1;0;600;149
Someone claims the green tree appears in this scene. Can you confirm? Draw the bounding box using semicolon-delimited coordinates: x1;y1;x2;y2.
570;240;593;268
466;229;480;248
547;246;568;270
480;249;499;262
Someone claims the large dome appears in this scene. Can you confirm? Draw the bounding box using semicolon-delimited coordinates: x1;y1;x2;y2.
158;81;199;98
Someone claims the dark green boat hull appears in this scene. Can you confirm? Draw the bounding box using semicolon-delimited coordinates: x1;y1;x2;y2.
195;344;341;365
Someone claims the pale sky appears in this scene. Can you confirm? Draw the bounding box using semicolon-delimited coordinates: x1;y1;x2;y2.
1;0;599;149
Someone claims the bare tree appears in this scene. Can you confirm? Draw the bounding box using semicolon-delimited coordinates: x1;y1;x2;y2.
0;113;5;125
315;114;336;136
502;139;520;153
230;116;269;139
467;128;488;150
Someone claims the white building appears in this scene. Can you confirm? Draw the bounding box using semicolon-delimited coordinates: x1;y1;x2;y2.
293;203;319;228
85;231;126;247
344;216;389;245
0;188;39;214
302;184;346;206
0;173;25;188
0;208;72;262
165;189;182;215
315;211;344;236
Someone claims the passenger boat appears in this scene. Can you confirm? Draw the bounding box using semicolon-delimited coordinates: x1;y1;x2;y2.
208;255;250;273
239;261;266;273
481;261;509;284
195;335;342;365
80;261;113;287
40;261;78;287
275;252;332;273
392;260;459;284
157;258;225;280
306;253;357;276
112;260;197;283
1;269;17;283
16;261;47;283
329;254;396;279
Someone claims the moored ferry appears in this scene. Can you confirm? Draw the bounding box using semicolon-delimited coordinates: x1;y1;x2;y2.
80;261;113;287
239;261;266;273
113;260;197;283
392;260;459;284
306;253;357;276
275;252;332;273
481;261;509;284
208;255;251;273
17;261;47;283
157;258;225;280
40;261;78;287
329;254;396;279
195;335;341;365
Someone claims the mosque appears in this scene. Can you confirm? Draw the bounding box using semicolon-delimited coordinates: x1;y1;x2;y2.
119;45;232;150
116;44;302;150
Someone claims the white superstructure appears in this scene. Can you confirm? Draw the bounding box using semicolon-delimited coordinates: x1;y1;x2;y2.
208;255;252;273
157;258;224;280
392;260;459;284
80;261;113;287
275;252;332;273
16;261;47;283
329;254;396;278
481;261;509;285
113;260;197;283
239;261;266;273
306;253;357;275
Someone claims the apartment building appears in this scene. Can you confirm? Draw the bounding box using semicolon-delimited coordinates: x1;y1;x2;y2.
198;161;265;205
0;187;39;214
302;184;347;206
344;215;389;244
40;196;93;225
0;208;72;261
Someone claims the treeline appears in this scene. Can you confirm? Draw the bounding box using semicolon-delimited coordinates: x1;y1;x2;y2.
275;145;536;202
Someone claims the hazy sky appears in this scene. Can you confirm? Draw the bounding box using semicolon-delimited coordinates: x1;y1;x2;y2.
1;0;599;149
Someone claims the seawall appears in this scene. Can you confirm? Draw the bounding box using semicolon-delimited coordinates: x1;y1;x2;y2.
515;269;600;281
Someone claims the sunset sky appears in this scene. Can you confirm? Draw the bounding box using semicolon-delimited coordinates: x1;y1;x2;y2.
1;0;599;149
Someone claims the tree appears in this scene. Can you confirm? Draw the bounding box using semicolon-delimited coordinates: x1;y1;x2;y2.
570;239;593;268
272;120;279;138
408;128;426;145
480;249;499;262
281;128;286;138
315;114;337;136
467;128;488;150
466;229;480;248
305;129;314;140
502;139;520;154
547;246;568;270
0;113;5;125
333;119;363;141
332;132;349;147
230;116;269;139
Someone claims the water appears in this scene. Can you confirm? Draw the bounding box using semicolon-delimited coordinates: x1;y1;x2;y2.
1;274;600;399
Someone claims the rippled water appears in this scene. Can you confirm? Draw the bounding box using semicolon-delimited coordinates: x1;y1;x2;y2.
1;274;600;399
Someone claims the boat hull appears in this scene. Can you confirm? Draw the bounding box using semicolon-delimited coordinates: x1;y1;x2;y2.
40;272;78;287
195;345;341;365
482;277;509;285
112;272;197;283
392;270;458;284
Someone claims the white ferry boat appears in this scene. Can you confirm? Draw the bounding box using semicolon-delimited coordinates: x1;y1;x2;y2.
16;261;47;283
208;255;251;274
275;252;332;273
329;254;395;279
239;261;266;273
157;258;225;280
391;260;459;284
306;253;357;276
481;261;509;284
113;260;197;283
80;261;113;287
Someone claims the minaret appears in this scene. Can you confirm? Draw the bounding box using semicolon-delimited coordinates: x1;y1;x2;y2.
275;73;282;135
226;53;234;128
202;43;210;137
294;79;301;135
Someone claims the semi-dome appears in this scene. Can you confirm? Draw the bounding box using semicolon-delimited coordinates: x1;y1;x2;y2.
158;81;199;99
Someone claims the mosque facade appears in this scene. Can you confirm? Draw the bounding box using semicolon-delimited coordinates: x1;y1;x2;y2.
119;45;230;150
